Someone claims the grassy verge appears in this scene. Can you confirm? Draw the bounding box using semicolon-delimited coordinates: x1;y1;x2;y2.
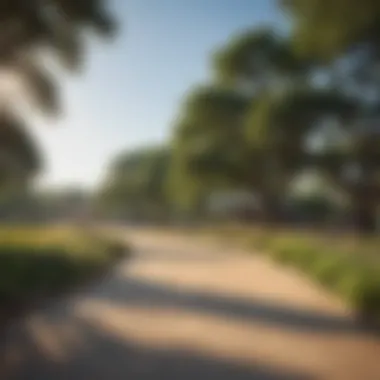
196;224;380;319
0;225;128;303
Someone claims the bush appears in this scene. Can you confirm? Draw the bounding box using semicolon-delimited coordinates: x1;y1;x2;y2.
0;226;128;302
214;226;380;317
310;254;347;287
272;237;380;315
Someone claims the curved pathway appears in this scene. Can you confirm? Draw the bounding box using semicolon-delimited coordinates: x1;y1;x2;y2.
1;228;380;380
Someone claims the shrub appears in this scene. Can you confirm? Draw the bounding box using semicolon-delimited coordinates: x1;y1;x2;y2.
215;226;380;317
0;227;128;302
280;243;379;316
310;254;347;287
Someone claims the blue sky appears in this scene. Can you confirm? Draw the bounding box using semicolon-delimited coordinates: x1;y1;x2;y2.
34;0;285;189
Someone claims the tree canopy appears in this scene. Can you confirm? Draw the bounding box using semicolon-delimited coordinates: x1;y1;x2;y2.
0;0;117;186
167;16;380;229
98;2;380;232
281;0;380;62
97;146;172;221
0;113;40;186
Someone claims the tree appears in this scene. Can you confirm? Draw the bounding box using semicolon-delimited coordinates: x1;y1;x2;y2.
0;0;116;115
0;0;116;185
211;29;314;222
97;146;172;222
212;27;309;91
169;24;367;227
280;0;380;63
169;29;319;223
0;1;115;64
0;112;40;186
282;0;380;232
168;85;256;217
246;85;357;221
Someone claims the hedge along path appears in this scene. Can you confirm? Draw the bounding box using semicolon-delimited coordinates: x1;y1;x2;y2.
187;225;380;317
0;226;126;302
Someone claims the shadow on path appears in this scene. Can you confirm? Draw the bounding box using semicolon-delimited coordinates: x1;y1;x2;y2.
1;238;379;380
130;245;230;263
0;306;315;380
88;271;380;337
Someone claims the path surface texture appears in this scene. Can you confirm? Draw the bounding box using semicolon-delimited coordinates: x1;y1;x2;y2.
1;228;380;380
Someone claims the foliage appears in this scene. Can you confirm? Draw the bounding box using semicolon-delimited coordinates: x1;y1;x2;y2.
169;28;357;223
97;145;172;221
198;224;380;315
212;27;308;88
281;0;380;63
165;9;380;231
0;114;41;185
259;232;380;314
171;86;250;184
0;226;127;301
0;0;116;186
282;0;380;231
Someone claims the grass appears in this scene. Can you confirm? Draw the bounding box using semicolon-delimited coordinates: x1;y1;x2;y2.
194;223;380;318
0;225;128;303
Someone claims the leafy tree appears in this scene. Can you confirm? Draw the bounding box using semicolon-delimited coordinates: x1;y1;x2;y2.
0;0;116;185
97;146;172;222
170;25;363;226
171;29;335;222
243;87;353;220
0;113;40;186
280;0;380;63
211;29;315;221
168;85;256;217
0;0;116;115
282;0;380;232
212;27;309;91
